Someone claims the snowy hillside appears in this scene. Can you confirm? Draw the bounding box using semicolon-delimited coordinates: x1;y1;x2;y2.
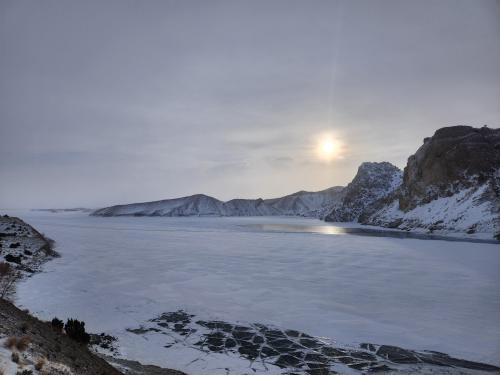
362;175;500;239
92;187;344;218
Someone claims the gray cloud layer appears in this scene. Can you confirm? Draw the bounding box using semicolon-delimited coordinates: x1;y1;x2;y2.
1;0;499;208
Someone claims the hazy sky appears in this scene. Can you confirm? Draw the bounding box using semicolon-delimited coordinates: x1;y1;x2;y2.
1;0;499;208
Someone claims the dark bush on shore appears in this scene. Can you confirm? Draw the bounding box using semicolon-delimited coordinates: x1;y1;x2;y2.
51;317;64;332
0;261;19;298
64;318;90;344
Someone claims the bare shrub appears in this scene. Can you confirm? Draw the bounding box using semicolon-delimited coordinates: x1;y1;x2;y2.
0;261;20;299
16;336;31;351
35;357;46;371
4;336;17;349
2;336;31;351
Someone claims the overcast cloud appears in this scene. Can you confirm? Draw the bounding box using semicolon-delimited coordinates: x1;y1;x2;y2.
1;0;499;208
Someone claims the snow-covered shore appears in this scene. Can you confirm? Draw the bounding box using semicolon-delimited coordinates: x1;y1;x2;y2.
10;211;500;374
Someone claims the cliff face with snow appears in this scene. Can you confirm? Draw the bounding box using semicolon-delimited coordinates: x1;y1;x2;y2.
361;126;500;239
92;126;499;238
323;162;402;222
91;187;344;218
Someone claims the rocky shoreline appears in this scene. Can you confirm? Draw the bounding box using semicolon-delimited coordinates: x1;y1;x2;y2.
0;215;185;375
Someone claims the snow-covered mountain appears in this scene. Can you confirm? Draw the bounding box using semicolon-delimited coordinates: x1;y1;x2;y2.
91;187;344;218
360;126;500;239
92;125;499;238
324;162;402;222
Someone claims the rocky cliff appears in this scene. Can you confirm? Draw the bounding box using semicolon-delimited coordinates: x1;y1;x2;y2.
324;162;402;222
361;126;500;238
399;125;500;210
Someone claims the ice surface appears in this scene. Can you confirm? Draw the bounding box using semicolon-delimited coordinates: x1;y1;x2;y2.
8;211;500;373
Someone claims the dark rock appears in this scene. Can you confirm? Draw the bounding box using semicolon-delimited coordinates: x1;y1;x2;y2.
299;338;321;348
208;345;223;352
368;364;394;372
325;162;401;222
285;329;301;337
206;337;224;347
224;338;237;348
253;335;264;344
233;330;253;341
417;351;500;371
260;346;280;357
400;126;500;211
238;344;260;359
173;323;186;332
126;326;161;334
131;312;500;374
376;345;419;364
5;254;22;264
268;338;295;348
386;219;403;228
360;343;377;352
154;311;193;324
350;351;376;361
305;368;331;375
304;353;329;363
274;354;302;368
321;347;347;357
336;356;355;364
262;329;287;339
348;362;371;370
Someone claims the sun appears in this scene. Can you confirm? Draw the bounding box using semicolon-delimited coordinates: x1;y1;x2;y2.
317;136;341;161
322;140;336;154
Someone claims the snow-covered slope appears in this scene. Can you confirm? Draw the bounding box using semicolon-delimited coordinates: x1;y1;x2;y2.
265;186;344;217
92;187;344;218
363;182;499;238
324;162;402;222
92;194;224;217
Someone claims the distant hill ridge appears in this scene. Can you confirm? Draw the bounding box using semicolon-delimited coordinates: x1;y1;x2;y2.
92;126;500;239
92;186;344;218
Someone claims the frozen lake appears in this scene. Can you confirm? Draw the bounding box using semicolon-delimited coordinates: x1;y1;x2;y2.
10;211;500;373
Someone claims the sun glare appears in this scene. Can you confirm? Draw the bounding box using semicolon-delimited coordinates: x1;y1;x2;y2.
317;136;341;161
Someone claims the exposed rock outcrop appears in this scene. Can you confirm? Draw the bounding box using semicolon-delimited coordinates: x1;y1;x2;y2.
399;125;500;210
324;162;402;222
